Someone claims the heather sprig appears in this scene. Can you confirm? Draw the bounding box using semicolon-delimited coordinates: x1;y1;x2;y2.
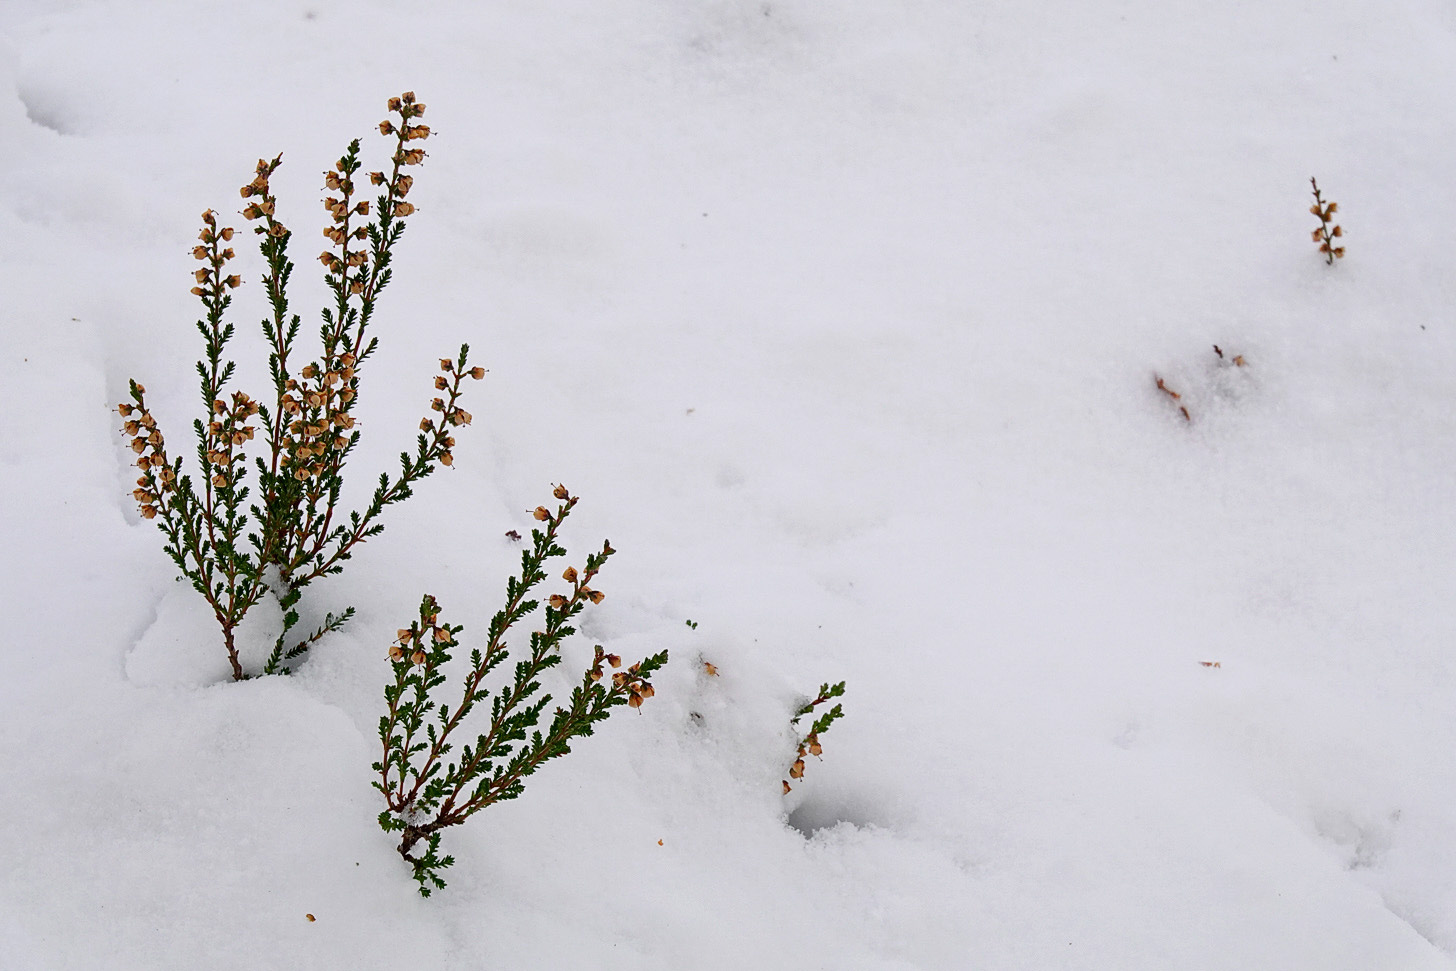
1309;177;1345;264
119;92;482;681
374;486;668;896
782;680;846;794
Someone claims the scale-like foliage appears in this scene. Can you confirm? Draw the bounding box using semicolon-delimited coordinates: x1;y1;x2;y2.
374;487;667;896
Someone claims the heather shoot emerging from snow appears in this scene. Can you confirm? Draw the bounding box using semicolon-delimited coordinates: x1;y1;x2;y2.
374;486;668;897
1309;177;1345;264
783;680;846;794
119;92;482;681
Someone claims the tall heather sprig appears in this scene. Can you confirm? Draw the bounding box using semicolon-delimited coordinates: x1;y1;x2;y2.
119;92;483;680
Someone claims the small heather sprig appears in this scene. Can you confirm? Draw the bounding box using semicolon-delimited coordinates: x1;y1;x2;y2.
783;680;846;794
374;486;668;896
119;93;481;681
1309;177;1345;264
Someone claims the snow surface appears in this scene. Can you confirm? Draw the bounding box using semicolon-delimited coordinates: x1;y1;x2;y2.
4;0;1456;968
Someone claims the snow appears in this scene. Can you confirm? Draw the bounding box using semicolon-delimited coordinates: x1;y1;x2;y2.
4;0;1456;967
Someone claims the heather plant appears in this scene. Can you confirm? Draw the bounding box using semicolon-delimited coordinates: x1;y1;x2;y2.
118;92;483;681
1309;177;1345;264
374;486;668;896
782;680;846;794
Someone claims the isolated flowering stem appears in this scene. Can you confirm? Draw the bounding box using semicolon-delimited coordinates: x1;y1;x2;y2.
373;487;667;896
119;92;482;680
783;681;846;793
1309;177;1345;264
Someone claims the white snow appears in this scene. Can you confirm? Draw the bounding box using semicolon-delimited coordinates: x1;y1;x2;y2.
4;1;1456;968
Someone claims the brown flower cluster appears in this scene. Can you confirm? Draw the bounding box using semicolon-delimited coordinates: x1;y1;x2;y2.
420;357;484;465
240;155;288;237
190;210;242;297
388;599;451;666
379;91;430;176
319;155;370;292
588;646;656;708
1309;177;1345;264
367;93;429;218
119;390;175;518
204;391;261;489
621;662;656;709
787;733;824;781
279;354;358;481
